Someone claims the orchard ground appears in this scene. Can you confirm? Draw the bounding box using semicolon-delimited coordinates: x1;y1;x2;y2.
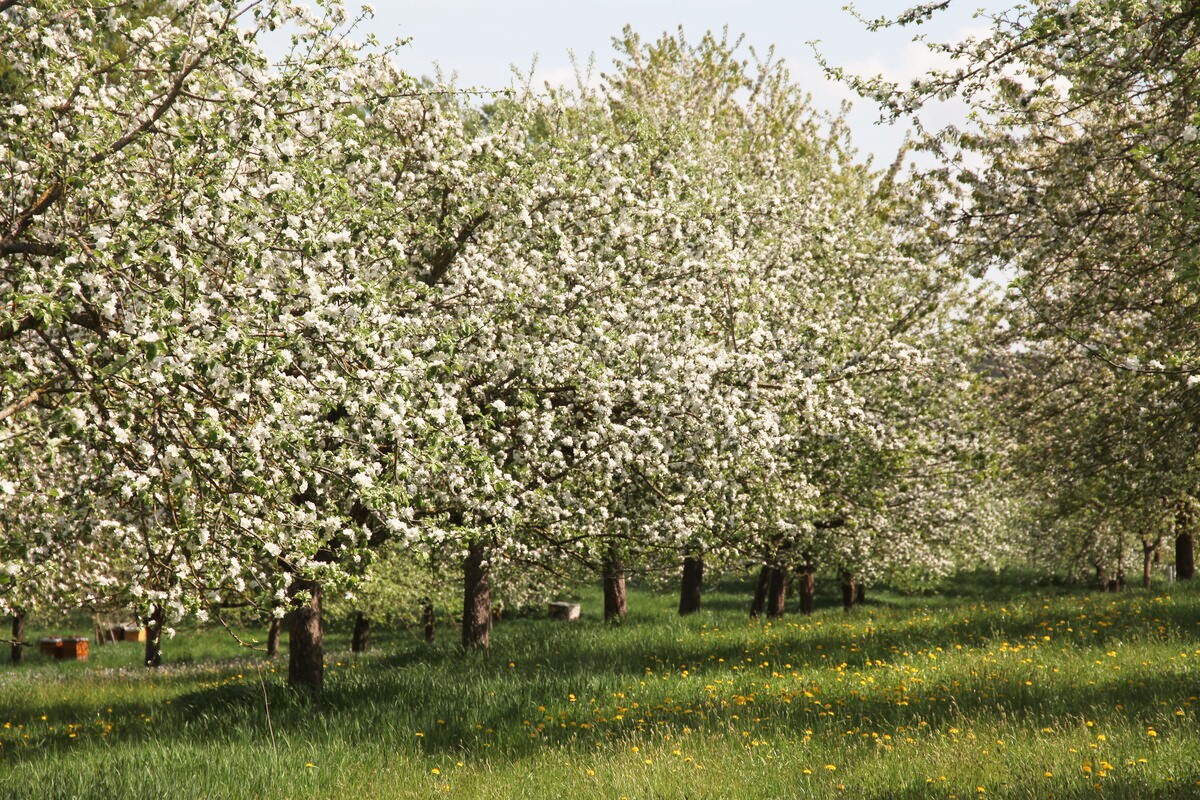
2;573;1198;799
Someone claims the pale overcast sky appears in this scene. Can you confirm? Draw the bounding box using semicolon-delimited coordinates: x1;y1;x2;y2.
334;1;1013;164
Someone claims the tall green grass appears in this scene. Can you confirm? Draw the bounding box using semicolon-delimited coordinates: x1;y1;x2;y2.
3;575;1199;798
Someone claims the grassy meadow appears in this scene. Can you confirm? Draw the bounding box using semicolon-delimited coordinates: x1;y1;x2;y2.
2;574;1199;799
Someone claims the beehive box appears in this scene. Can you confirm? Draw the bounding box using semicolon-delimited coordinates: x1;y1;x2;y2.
58;637;89;660
122;626;147;642
548;601;581;621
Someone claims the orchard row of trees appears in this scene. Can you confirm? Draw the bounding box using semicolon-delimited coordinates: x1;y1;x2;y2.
2;0;1197;691
853;0;1200;590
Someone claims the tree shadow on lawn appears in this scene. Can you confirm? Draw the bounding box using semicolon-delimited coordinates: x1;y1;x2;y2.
3;653;1193;785
3;580;1196;771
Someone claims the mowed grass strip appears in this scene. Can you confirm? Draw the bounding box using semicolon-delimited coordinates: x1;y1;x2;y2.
2;575;1199;799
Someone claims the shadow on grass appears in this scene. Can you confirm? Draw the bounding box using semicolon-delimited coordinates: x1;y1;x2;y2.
2;577;1197;785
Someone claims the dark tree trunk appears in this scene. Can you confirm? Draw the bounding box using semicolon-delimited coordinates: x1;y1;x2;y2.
462;542;491;649
422;599;436;643
1177;532;1195;580
798;566;815;616
351;612;371;653
766;566;786;617
840;572;857;612
144;604;164;667
750;565;771;618
678;555;703;615
266;616;282;659
855;581;865;605
11;612;25;664
1143;546;1155;588
603;551;628;623
287;579;324;693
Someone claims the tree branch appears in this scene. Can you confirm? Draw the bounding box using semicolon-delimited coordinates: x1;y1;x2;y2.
0;240;62;257
0;383;51;423
92;55;204;164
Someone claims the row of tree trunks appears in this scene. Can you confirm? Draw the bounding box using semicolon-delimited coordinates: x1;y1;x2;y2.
603;550;628;623
750;564;830;618
113;527;1199;694
749;564;788;618
246;525;1200;697
11;611;25;664
678;555;703;615
752;566;861;617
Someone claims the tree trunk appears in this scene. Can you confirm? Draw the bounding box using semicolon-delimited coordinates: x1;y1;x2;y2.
1143;546;1155;589
767;566;786;617
421;599;435;643
603;551;628;623
750;565;771;618
462;541;491;649
351;612;371;653
678;555;703;615
1177;531;1195;580
10;612;25;664
840;572;857;612
798;566;815;616
266;616;281;659
287;579;324;693
144;603;164;668
855;581;866;605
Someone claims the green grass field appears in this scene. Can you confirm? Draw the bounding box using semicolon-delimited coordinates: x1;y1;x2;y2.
2;574;1198;799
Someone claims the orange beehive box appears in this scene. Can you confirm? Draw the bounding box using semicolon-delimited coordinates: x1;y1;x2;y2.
58;637;89;660
39;637;62;656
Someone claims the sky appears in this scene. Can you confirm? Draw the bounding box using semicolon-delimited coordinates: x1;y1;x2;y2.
328;1;1015;165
